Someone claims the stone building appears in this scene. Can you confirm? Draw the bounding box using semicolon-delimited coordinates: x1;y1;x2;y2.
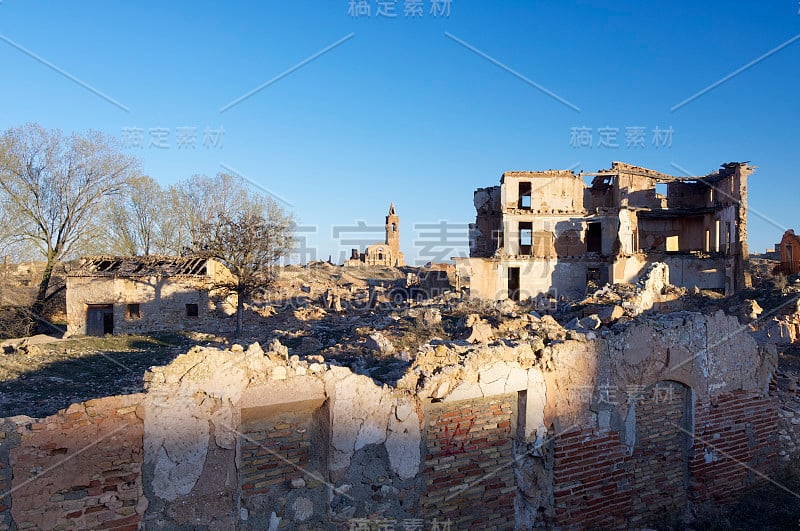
777;229;800;275
345;203;406;267
65;255;236;336
456;161;754;300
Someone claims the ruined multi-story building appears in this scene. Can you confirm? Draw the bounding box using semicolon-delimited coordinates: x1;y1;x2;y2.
66;255;236;336
345;203;406;267
777;229;800;275
456;161;754;300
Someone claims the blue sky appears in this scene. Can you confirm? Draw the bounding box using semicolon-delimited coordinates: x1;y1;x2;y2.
1;1;798;264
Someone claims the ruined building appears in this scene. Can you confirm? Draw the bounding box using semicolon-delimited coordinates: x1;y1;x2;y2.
777;229;800;275
65;255;236;336
345;203;406;267
0;312;779;529
456;161;753;300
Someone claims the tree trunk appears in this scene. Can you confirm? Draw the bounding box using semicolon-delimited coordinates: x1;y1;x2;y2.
235;286;244;338
31;257;55;334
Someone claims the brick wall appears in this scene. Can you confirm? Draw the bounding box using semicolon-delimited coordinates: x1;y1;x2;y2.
628;381;690;525
690;389;779;503
0;424;12;531
552;427;632;528
239;400;326;526
8;395;144;531
551;384;778;528
240;415;313;495
422;395;517;529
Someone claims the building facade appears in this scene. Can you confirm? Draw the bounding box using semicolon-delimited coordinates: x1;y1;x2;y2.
456;161;753;300
777;229;800;275
66;255;236;336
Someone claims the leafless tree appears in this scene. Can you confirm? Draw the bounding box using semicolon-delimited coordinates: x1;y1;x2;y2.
192;179;295;337
105;175;166;256
0;123;139;323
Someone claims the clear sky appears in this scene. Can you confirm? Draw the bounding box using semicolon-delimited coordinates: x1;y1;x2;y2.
1;1;797;264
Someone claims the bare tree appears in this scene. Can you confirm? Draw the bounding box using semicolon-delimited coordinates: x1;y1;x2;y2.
0;123;139;321
192;180;295;337
105;175;165;256
171;173;253;253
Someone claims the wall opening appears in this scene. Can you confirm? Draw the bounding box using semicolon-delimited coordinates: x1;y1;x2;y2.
587;267;600;285
666;235;680;252
519;222;532;255
655;183;667;197
725;222;732;253
185;303;199;317
519;181;532;209
86;304;113;336
126;303;141;320
493;229;504;252
508;267;520;301
586;222;602;253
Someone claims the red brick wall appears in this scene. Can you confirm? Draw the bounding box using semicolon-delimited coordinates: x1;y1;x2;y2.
689;389;779;503
422;395;517;529
628;381;690;525
8;395;144;531
551;385;778;528
239;404;317;498
0;425;11;531
552;427;632;528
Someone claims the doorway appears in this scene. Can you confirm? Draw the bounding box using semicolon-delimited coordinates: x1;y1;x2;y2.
87;304;114;336
586;222;602;253
508;267;520;302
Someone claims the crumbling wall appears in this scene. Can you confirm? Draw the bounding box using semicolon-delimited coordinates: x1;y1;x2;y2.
470;186;502;258
690;389;778;503
5;395;145;531
0;422;15;531
778;229;800;275
0;310;780;529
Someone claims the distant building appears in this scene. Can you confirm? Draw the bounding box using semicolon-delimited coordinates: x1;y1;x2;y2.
345;203;406;267
66;256;236;337
456;161;754;300
778;230;800;275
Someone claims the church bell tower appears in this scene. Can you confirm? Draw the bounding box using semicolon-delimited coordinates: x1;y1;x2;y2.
385;203;400;257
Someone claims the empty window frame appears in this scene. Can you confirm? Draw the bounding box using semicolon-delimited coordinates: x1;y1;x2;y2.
586;222;602;253
126;303;141;320
666;235;680;252
518;181;532;209
519;222;532;255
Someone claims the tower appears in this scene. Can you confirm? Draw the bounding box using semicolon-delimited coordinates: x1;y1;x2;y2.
385;203;400;257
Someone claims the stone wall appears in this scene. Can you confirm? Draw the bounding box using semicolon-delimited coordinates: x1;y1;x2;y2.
65;275;235;337
0;310;782;529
